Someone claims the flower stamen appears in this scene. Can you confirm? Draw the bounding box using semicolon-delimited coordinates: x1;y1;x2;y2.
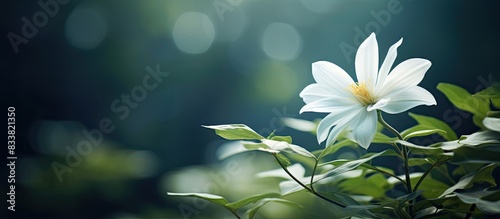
348;82;375;106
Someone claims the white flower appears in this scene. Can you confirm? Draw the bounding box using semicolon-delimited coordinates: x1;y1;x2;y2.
300;33;436;149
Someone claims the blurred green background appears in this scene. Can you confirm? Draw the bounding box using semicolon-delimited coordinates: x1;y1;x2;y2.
1;0;499;218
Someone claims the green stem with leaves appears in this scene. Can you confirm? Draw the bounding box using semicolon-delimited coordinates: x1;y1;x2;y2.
413;157;452;193
272;153;346;208
377;110;413;217
228;209;242;219
310;159;319;191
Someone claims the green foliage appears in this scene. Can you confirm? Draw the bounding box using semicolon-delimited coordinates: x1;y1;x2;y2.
437;83;490;128
452;147;500;164
170;83;500;218
317;139;356;159
397;140;445;156
338;172;392;198
202;124;264;140
407;113;457;140
403;129;447;141
322;150;398;178
439;164;497;198
274;153;292;167
474;82;500;108
167;192;229;207
246;198;303;219
270;135;293;144
225;192;281;209
167;192;303;219
455;188;500;214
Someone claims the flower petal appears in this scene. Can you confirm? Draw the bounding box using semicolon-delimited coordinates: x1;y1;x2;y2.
316;106;362;144
379;58;432;97
378;86;436;114
312;61;355;97
299;83;333;104
300;97;358;114
484;117;500;132
376;38;403;92
325;108;363;147
350;110;378;149
367;98;391;111
355;32;379;88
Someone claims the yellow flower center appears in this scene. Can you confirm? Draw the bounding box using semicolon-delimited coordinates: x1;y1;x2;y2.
348;82;375;106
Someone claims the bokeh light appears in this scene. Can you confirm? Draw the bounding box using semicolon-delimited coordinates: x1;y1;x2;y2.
65;7;108;50
261;22;303;61
173;12;215;54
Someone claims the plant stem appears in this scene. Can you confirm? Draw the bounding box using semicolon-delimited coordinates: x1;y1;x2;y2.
401;145;413;216
310;159;319;191
377;110;413;217
377;110;403;140
272;153;346;208
413;157;452;193
464;204;476;219
229;209;242;219
370;166;406;185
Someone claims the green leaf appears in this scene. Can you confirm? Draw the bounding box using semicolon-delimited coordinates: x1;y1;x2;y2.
414;207;448;219
408;113;458;140
474;82;500;99
492;98;500;108
322;150;396;178
397;140;445;155
437;83;489;128
319;190;362;206
241;141;270;150
408;158;432;166
203;124;264;140
483;117;500;132
439;164;497;198
241;140;316;159
403;129;447;141
275;153;291;167
430;140;461;151
452;163;485;176
454;188;500;215
262;139;315;158
395;190;424;210
458;131;500;146
338;173;393;198
317;139;355;160
414;196;452;214
451;146;500;164
411;174;450;199
270;135;292;144
246;198;303;219
344;205;381;218
373;131;397;144
225;192;281;209
167;192;229;207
